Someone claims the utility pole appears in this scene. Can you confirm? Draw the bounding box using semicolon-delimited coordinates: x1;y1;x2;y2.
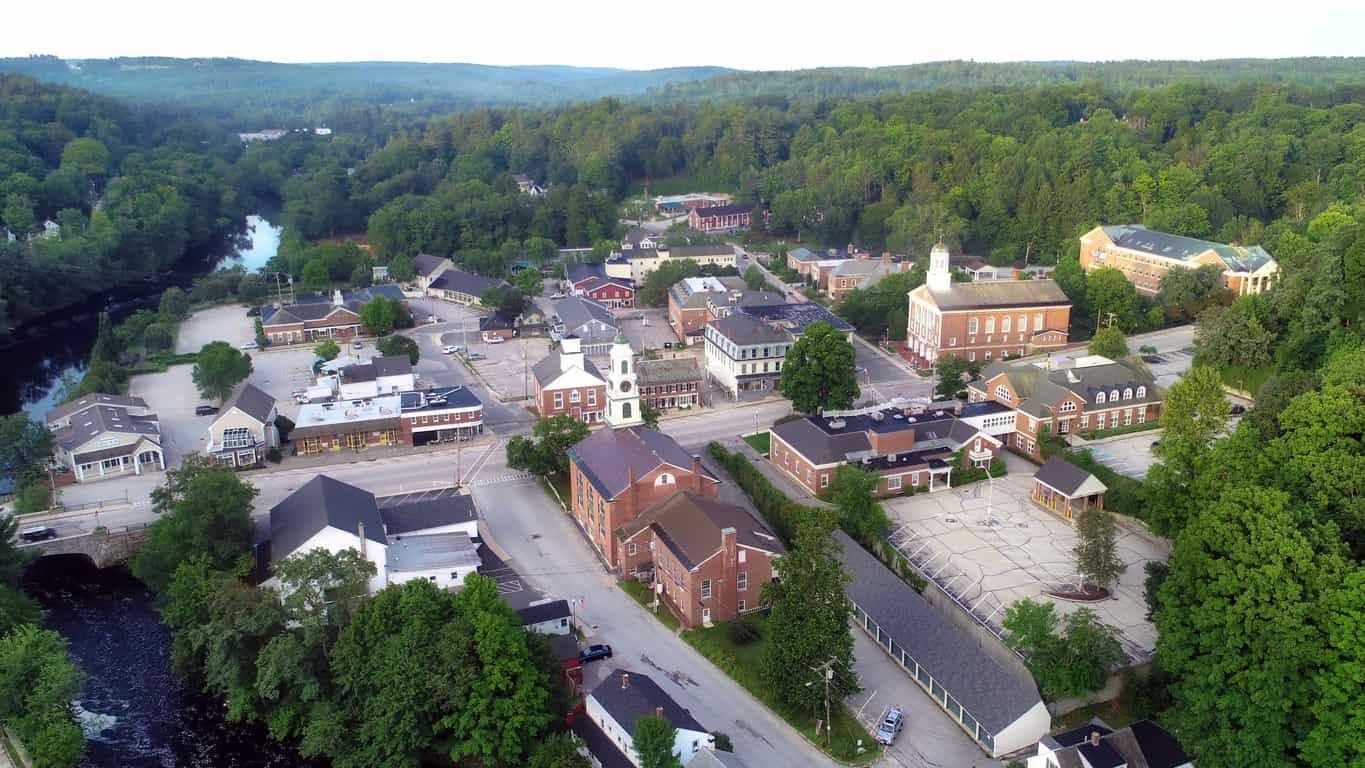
810;658;837;747
455;443;462;489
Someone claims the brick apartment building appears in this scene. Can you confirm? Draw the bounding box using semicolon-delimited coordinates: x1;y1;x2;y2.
689;203;756;233
399;386;483;445
566;426;720;568
905;243;1072;369
768;403;1002;497
531;336;608;424
261;300;362;345
1079;224;1277;297
636;357;703;411
616;491;782;627
967;354;1162;460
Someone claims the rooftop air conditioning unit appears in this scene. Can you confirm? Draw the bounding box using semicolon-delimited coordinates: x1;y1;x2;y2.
828;418;846;430
871;411;885;422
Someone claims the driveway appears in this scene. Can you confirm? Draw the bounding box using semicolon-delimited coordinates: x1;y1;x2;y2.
128;365;208;467
473;477;832;768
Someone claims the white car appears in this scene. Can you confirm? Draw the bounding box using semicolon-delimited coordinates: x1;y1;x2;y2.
239;341;258;350
875;707;904;745
550;292;565;299
442;345;461;354
486;336;505;345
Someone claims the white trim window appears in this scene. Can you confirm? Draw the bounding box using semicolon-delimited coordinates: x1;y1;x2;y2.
700;579;712;599
888;476;902;490
1138;409;1146;424
1001;316;1011;333
1136;386;1147;398
1058;401;1077;413
1124;410;1133;426
553;392;563;409
570;390;582;404
967;317;979;334
737;549;746;564
1123;388;1133;400
627;542;637;556
819;473;830;488
1110;389;1120;402
1096;391;1107;404
221;427;253;450
994;385;1011;402
737;572;748;591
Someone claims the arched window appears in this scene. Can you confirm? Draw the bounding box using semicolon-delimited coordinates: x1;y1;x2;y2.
655;472;675;487
1123;388;1132;400
620;360;629;376
623;402;632;420
1110;390;1120;402
1137;386;1147;398
1096;391;1106;404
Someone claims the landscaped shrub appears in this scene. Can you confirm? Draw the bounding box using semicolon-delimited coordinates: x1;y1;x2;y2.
266;447;282;463
275;415;295;442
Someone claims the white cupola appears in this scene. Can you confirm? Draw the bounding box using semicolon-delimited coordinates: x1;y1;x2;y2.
927;242;952;292
604;333;643;428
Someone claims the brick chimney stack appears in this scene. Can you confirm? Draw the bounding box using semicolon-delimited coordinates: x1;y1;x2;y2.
621;672;630;689
627;464;638;524
691;455;702;492
881;251;892;264
1089;731;1101;747
655;706;664;719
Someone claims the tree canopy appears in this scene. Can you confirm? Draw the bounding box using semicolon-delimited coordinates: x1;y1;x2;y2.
505;415;590;478
779;321;859;414
192;341;253;403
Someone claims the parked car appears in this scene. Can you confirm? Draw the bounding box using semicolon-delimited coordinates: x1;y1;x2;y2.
486;336;505;345
352;340;363;350
1149;439;1161;452
442;345;462;355
875;707;904;745
195;405;219;416
240;341;258;350
550;292;565;299
467;352;487;361
664;341;673;349
20;526;57;542
579;644;613;664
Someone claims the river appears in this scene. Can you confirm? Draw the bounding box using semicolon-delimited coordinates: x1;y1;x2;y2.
0;214;283;420
24;557;322;768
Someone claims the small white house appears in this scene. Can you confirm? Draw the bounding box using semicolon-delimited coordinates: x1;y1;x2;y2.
516;599;573;636
386;532;480;589
585;670;713;767
332;356;416;399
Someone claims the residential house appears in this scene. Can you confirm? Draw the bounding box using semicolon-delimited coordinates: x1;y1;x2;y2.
577;670;713;767
517;303;551;336
785;246;821;275
967;354;1162;461
702;312;792;400
428;267;509;306
329;355;415;399
205;383;279;468
768;403;1001;496
1031;457;1107;522
532;336;608;423
616;491;782;627
291;395;403;455
479;311;517;341
1080;224;1276;296
264;476;482;594
261;296;362;345
513;173;547;197
834;529;1050;757
516;599;574;636
667;276;746;344
414;253;454;291
605;244;736;284
636;357;702;411
689;203;755;233
621;228;662;250
826;253;914;302
552;296;619;355
579;276;636;308
46;395;164;484
565;261;609;293
905;243;1072;369
654;192;730;214
371;265;390;282
399;385;483;445
1026;719;1194;768
567;425;720;568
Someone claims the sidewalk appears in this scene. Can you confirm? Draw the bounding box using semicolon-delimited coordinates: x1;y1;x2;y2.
726;437;835;509
275;433;497;473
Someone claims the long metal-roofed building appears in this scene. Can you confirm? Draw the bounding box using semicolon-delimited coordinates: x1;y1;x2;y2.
1079;224;1277;296
831;529;1049;757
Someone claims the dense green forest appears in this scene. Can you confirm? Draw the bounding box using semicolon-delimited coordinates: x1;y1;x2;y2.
0;74;247;331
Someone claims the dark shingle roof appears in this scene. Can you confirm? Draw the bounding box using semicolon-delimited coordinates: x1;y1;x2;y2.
1078;738;1127;768
1050;722;1114;748
378;493;476;536
227;383;276;424
56;405;160;450
269;476;387;560
616;491;783;570
554;296;617;334
399;386;481;413
1102;224;1274;273
770;418;872;466
636;357;702;387
372;355;413;377
413;253;449;277
691;203;754;219
737;302;853;335
787;246;818;262
429;268;505;297
708;312;791;346
565;262;607;285
262;302;360;326
1034;457;1104;497
1128;720;1191;768
591;669;706;733
46;393;147;425
567;427;717;500
480;312;516;332
571;715;635;768
831;529;1044;735
925;279;1071;311
532;348;605;386
516;599;571;625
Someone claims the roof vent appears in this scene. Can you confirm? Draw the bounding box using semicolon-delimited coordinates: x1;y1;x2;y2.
871;411;885;422
893;413;905;420
827;418;846;430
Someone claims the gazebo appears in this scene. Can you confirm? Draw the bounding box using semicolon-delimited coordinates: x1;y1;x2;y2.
1031;457;1107;521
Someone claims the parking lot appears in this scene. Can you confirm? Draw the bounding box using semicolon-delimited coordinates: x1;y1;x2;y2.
128;364;206;466
176;303;255;353
882;453;1165;663
1142;348;1195;390
446;333;546;402
1083;431;1162;480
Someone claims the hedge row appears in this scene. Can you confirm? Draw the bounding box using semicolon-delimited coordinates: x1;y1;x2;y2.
707;442;815;545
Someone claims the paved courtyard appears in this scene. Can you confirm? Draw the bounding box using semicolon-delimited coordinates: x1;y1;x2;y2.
882;453;1166;663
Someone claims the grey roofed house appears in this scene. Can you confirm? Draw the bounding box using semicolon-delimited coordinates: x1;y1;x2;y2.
386;531;480;573
269;475;387;559
261;301;358;325
531;346;606;386
1040;717;1192;768
708;311;792;346
737;301;854;335
516;598;571;626
1033;457;1107;499
615;491;783;570
552;296;618;345
926;278;1071;311
787;246;818;262
429;268;507;297
592;669;706;733
413;252;450;277
372;355;413;377
567;426;718;500
378;493;477;536
636;356;702;387
831;528;1046;746
734;290;785;308
1102;223;1274;273
46;393;148;428
570;717;635;768
55;405;161;452
226;383;277;424
565;261;607;285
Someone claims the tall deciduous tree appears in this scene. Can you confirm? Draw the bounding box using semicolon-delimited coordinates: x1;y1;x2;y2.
133;457;257;593
192;341;253;403
780;320;859;414
633;716;682;768
377;335;420;365
829;465;888;544
1087;326;1129;360
761;514;858;712
1143;366;1227;536
0;625;85;768
314;339;341;361
933;354;981;400
1072;506;1126;592
159;286;190;319
505;415;590;478
0;413;54;485
1085;267;1139;331
358;296;396;336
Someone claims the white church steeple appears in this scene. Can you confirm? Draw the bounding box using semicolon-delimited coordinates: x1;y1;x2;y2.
927;241;952;292
604;333;643;429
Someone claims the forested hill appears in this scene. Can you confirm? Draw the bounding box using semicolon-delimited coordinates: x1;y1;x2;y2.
0;74;247;331
650;58;1365;102
0;56;732;126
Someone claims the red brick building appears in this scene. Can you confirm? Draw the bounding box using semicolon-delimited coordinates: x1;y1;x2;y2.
768;404;1002;497
579;276;636;309
667;275;747;345
566;426;720;568
636;357;702;411
905;243;1072;369
966;354;1162;460
261;302;362;345
689;203;756;233
616;491;782;627
531;337;608;424
398;386;483;446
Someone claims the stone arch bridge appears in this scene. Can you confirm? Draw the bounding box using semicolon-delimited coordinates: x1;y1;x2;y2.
19;524;151;568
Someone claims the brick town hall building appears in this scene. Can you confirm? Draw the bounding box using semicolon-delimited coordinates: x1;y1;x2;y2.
905;243;1072;369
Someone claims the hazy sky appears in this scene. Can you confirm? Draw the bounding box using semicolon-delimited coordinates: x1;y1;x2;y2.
5;0;1363;69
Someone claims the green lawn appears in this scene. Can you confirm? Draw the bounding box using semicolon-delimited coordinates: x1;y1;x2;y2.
1219;363;1272;396
618;580;681;632
742;432;770;455
538;474;571;509
682;615;882;764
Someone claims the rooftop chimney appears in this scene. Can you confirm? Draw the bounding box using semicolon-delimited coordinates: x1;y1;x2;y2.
655;706;664;719
621;672;630;689
332;289;345;307
357;522;367;558
1089;731;1101;747
692;454;702;491
881;251;892;264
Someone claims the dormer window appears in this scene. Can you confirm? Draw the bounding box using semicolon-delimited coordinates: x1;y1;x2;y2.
1136;386;1146;398
1096;391;1106;404
1123;388;1132;400
1110;389;1120;402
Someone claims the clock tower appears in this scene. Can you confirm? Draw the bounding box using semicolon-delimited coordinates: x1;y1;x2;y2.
604;333;643;428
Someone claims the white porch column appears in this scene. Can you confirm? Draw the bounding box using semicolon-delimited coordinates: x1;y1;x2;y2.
133;452;141;475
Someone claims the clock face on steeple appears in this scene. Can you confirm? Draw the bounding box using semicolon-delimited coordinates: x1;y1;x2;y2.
619;380;632;393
